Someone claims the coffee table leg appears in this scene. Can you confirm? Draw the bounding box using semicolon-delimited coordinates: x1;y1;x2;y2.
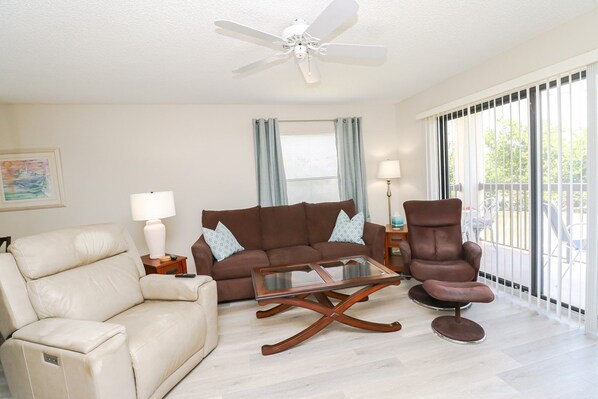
324;290;369;302
262;315;334;356
258;282;401;355
313;291;401;332
256;293;309;319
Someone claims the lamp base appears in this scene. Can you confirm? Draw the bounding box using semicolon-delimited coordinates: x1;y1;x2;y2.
144;219;166;259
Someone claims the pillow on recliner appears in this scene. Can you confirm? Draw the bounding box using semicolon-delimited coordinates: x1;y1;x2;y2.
328;210;365;245
203;222;244;261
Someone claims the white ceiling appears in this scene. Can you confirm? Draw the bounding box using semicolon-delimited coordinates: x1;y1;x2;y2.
1;0;597;104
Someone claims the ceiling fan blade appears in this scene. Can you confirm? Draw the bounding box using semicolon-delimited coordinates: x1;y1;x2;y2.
233;54;288;74
296;56;320;84
215;20;282;45
304;0;359;40
320;43;387;59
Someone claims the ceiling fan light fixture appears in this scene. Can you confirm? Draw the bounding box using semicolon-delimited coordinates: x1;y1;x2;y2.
294;45;307;59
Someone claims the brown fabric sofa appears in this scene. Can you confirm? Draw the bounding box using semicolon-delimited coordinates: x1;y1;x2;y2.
192;199;385;302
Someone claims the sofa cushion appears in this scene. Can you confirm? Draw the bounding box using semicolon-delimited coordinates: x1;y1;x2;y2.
329;210;365;245
203;222;244;261
410;259;476;282
212;250;270;280
312;241;370;261
10;223;133;280
260;203;308;250
108;301;206;399
266;245;321;266
26;252;144;321
203;206;262;250
305;200;357;245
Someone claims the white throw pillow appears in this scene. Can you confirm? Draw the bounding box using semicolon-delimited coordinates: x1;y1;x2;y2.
203;222;244;262
328;210;365;245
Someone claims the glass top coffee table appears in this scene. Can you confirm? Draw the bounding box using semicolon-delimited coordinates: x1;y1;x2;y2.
251;256;404;355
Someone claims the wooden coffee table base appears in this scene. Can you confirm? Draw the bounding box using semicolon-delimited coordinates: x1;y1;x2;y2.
256;282;402;356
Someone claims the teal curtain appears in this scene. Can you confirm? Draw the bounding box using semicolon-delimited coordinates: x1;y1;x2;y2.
253;118;288;206
335;117;369;218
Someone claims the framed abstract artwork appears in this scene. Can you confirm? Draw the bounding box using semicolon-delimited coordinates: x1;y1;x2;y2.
0;148;66;212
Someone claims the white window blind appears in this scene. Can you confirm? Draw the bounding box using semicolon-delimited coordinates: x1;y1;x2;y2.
438;69;589;324
585;63;598;336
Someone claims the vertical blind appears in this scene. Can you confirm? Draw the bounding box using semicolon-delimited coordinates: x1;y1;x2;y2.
434;69;589;324
585;63;598;336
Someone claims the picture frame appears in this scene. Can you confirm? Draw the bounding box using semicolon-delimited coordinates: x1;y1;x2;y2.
0;148;66;212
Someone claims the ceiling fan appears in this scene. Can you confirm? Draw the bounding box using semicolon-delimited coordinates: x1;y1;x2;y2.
214;0;387;84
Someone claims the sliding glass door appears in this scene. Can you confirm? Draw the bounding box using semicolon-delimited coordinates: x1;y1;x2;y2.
438;70;588;319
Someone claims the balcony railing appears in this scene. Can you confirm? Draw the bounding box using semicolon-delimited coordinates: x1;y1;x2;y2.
452;182;587;256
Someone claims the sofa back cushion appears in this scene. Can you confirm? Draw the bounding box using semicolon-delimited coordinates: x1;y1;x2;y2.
10;223;136;279
202;206;262;250
260;203;309;250
27;252;143;321
305;199;357;244
9;224;144;321
404;199;463;261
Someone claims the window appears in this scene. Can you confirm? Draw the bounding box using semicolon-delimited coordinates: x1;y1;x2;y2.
280;132;340;204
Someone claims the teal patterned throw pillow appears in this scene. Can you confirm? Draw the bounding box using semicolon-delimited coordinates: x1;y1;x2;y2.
203;222;244;262
328;210;365;245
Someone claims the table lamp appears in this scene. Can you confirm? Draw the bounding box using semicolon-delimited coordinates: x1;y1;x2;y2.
377;160;401;225
130;191;176;259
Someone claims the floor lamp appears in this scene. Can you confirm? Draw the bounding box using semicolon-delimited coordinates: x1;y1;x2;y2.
377;160;401;225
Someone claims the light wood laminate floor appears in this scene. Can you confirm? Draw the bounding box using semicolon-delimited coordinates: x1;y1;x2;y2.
1;279;597;398
167;279;598;399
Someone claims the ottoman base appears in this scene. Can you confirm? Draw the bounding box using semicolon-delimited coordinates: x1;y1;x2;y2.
431;315;486;344
408;284;471;311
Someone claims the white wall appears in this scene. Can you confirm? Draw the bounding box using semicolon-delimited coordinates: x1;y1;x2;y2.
0;103;399;272
395;8;598;205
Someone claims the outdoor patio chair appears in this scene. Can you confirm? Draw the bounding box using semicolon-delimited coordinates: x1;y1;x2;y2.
463;198;497;247
542;201;587;277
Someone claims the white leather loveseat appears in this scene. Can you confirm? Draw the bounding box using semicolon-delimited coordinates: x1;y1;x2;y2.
0;224;218;399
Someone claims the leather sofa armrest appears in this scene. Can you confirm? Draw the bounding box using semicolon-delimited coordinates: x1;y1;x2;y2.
463;241;482;277
12;318;125;354
4;319;136;399
140;274;214;301
363;221;385;264
191;235;214;277
139;274;218;354
398;241;412;274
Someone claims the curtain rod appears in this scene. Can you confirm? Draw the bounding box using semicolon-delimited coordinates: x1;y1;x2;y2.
278;119;335;123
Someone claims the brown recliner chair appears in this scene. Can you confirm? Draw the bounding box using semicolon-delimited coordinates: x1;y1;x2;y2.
398;198;482;309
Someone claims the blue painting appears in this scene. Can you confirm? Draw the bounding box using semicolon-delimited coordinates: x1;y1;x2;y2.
1;159;51;201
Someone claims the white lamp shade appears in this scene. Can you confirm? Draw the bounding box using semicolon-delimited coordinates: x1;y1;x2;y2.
377;160;401;179
130;191;176;221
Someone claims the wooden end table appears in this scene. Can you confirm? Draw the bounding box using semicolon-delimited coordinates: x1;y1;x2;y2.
141;254;187;275
384;224;408;273
251;256;404;355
